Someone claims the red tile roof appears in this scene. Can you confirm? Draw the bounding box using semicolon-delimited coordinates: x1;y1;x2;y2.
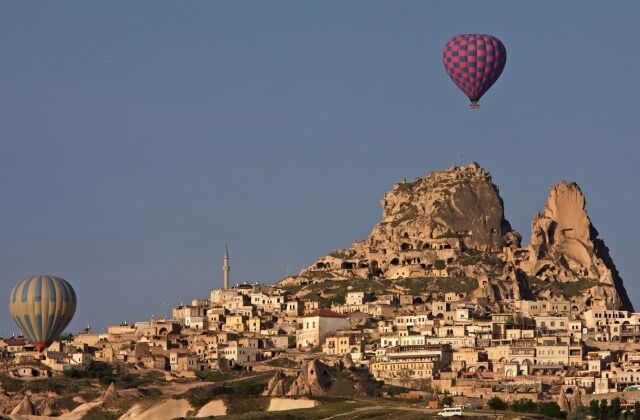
5;338;28;346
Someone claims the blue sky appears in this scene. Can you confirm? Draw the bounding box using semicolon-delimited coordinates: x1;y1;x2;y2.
1;2;639;335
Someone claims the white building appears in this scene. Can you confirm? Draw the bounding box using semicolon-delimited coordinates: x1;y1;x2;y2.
296;310;350;349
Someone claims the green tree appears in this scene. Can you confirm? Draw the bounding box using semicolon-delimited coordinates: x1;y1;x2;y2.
590;400;600;418
599;399;609;420
569;405;590;420
538;402;564;419
611;398;622;419
511;399;537;413
488;397;508;411
287;335;296;348
634;401;640;420
441;394;454;407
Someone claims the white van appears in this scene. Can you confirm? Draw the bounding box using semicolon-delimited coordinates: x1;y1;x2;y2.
437;406;463;417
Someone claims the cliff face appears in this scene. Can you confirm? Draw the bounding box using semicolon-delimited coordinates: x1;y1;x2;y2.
301;163;520;282
377;161;514;252
292;163;632;311
521;181;634;311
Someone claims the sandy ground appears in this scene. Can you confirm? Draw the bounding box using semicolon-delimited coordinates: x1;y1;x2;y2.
7;400;103;420
196;399;227;417
267;398;319;412
4;373;270;419
119;398;192;420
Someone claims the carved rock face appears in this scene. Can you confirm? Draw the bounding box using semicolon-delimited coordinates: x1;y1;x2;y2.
286;359;333;397
378;163;513;253
293;164;633;311
530;182;594;253
301;163;517;280
262;369;287;397
525;181;633;311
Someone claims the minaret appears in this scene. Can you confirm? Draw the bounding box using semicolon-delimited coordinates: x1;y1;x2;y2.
223;244;230;289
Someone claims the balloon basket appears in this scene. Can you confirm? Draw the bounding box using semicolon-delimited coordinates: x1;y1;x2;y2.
469;101;480;110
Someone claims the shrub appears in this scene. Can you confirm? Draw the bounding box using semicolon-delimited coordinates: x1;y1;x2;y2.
56;395;80;412
568;405;589;420
64;361;118;385
82;407;121;420
24;377;88;394
487;397;507;411
538;401;564;419
0;374;23;392
195;370;234;382
511;399;537;413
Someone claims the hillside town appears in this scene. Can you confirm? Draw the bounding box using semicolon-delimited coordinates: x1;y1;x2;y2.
3;165;640;418
3;252;640;415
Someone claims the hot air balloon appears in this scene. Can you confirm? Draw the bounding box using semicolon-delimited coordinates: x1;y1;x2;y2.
443;34;507;109
8;276;77;352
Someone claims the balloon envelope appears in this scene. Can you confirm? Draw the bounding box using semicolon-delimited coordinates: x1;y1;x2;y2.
442;34;506;107
8;276;77;352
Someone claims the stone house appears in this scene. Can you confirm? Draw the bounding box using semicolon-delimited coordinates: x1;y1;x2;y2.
296;310;350;349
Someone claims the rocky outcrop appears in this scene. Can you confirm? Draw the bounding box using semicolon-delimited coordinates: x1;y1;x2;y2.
287;359;333;396
342;353;355;370
264;358;381;398
11;394;36;416
557;388;570;414
262;370;287;397
288;164;633;311
41;400;55;416
101;382;119;402
521;181;633;311
569;387;582;413
300;163;518;281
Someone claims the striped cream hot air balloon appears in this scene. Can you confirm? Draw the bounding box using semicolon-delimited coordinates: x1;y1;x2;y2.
8;275;77;352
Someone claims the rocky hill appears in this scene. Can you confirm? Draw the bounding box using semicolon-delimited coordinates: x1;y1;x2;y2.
283;163;633;312
520;181;633;311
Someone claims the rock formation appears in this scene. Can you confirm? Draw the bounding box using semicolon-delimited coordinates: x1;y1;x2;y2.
287;359;333;396
42;401;55;416
286;163;633;311
342;353;355;370
101;382;119;402
521;181;633;311
263;358;381;398
11;394;36;416
569;387;582;413
557;388;570;414
300;163;519;281
262;370;287;397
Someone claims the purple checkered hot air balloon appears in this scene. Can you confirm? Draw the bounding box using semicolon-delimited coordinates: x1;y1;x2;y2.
443;34;506;109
